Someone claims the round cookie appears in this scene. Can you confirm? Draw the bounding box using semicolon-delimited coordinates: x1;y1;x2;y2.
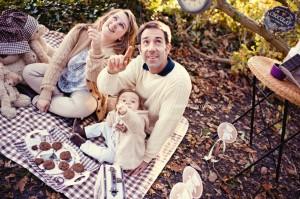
43;160;55;170
63;169;75;179
72;163;85;173
60;151;72;161
39;142;52;151
52;142;63;151
58;161;70;171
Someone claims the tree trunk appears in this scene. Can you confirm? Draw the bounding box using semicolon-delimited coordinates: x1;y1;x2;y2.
215;0;290;55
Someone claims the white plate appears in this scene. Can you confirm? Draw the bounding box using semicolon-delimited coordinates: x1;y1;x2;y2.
25;130;81;175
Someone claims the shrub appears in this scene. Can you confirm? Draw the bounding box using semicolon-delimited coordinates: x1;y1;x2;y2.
139;0;300;74
0;0;145;32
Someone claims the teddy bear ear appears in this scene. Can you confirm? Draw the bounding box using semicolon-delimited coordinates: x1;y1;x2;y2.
17;74;22;82
38;24;48;34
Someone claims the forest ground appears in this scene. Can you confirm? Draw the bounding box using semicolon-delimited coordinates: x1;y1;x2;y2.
147;45;300;199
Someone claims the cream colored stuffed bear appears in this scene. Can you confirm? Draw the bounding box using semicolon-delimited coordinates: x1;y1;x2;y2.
0;63;31;119
0;10;54;84
0;25;55;82
0;55;29;84
29;24;55;63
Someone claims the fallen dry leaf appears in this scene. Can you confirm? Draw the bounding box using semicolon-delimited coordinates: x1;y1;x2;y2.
208;171;218;182
254;192;267;199
17;175;29;193
262;183;273;191
168;162;184;173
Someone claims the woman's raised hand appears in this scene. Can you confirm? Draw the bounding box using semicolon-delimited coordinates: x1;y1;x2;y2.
88;27;102;53
107;46;134;74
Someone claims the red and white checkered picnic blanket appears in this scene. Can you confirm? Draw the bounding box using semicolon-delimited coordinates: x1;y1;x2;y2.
0;32;189;199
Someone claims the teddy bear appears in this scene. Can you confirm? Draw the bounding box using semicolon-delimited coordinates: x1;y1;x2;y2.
0;63;31;119
0;10;55;82
28;24;55;64
0;54;33;84
0;24;55;78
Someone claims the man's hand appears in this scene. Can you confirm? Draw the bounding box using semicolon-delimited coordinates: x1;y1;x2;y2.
36;98;50;112
107;46;134;74
88;27;102;54
128;161;149;176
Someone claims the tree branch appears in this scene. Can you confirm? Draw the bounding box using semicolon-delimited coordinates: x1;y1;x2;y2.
215;0;289;55
181;32;232;64
275;0;288;7
188;42;232;64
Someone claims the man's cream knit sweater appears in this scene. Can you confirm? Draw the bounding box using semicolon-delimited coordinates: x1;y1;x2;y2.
97;55;192;162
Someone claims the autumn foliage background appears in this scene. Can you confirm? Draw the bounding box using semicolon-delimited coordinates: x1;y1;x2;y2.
1;0;299;74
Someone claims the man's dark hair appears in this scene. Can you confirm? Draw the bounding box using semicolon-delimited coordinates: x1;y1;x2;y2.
137;21;171;44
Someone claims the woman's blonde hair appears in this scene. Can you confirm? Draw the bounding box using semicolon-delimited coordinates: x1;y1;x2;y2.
93;9;138;54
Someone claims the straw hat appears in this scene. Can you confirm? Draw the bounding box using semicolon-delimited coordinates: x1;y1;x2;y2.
248;56;300;106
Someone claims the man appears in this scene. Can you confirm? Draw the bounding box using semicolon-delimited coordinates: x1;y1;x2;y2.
97;21;192;175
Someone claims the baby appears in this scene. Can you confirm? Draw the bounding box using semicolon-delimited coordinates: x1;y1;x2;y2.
70;89;149;170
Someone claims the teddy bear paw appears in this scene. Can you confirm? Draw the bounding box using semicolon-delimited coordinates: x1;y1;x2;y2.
14;94;31;107
1;107;17;119
23;51;37;64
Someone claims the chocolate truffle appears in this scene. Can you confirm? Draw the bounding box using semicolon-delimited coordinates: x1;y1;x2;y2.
43;160;55;170
60;151;72;161
72;163;85;173
34;158;44;165
31;145;38;151
63;169;75;179
58;161;70;171
52;142;63;151
39;142;51;151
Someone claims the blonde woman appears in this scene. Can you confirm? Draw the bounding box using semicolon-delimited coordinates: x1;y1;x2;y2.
23;9;138;120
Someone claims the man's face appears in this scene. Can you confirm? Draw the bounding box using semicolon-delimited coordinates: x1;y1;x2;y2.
139;28;171;74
